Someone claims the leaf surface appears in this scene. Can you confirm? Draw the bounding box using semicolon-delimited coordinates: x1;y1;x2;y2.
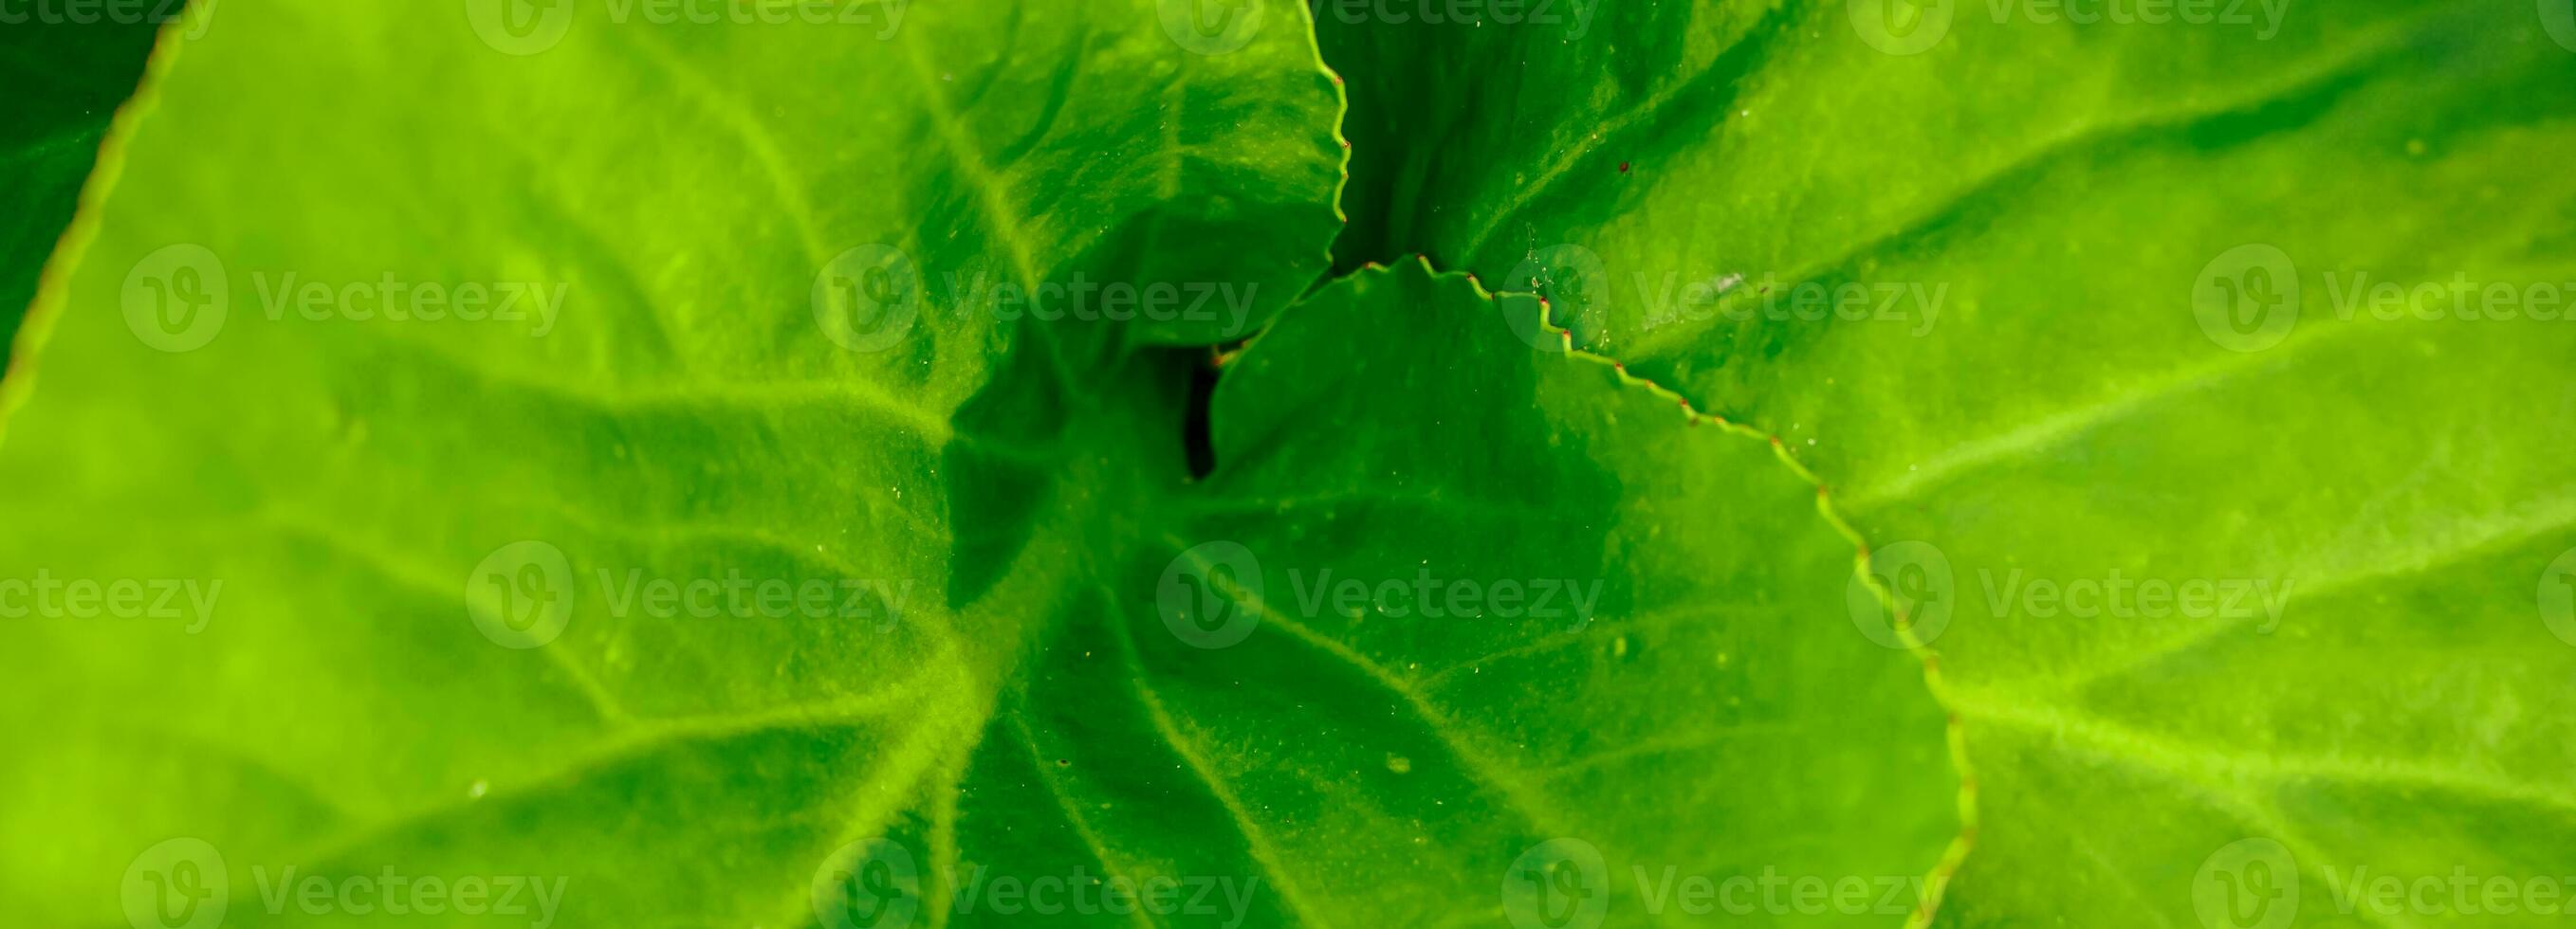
0;4;1960;928
1324;1;2576;924
0;9;160;363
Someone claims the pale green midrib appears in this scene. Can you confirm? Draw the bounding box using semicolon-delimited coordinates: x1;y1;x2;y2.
253;652;957;877
1945;693;2435;929
1096;578;1342;929
1608;9;2446;368
927;745;968;929
1941;686;2576;822
998;711;1158;929
1837;209;2567;511
231;504;994;884
2022;775;2187;929
1448;5;1794;265
266;511;629;723
894;25;1047;296
613;27;833;270
361;327;957;446
1169;532;1601;847
768;702;989;929
1413;600;1793;690
2015;491;2576;698
1531;725;1811;784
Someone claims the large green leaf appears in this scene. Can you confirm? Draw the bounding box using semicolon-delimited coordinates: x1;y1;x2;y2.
0;0;1333;923
0;5;166;364
0;6;1958;929
1325;0;2576;925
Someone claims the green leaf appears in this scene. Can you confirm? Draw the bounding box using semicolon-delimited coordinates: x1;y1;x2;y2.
0;6;1959;929
0;0;1335;923
1325;1;2576;924
0;9;162;364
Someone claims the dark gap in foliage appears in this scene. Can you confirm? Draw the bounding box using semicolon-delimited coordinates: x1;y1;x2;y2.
1182;350;1220;480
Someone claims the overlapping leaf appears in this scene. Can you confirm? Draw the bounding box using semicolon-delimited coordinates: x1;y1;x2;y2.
1324;1;2576;924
